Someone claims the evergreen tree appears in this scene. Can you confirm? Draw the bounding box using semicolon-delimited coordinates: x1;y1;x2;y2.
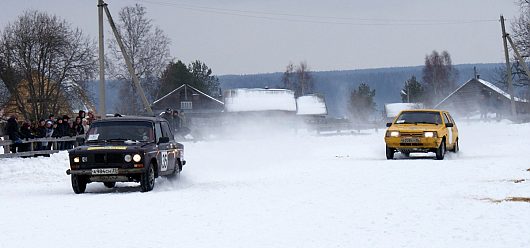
400;75;425;103
349;83;376;122
158;60;220;98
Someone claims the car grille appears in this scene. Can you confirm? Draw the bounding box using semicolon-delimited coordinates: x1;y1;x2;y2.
93;153;124;164
400;132;423;137
400;143;424;146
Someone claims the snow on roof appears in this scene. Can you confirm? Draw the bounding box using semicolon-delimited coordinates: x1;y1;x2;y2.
296;95;327;115
435;78;528;108
384;103;424;118
224;88;297;112
478;79;528;103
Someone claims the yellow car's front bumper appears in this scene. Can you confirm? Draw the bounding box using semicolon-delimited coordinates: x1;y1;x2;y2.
385;136;441;150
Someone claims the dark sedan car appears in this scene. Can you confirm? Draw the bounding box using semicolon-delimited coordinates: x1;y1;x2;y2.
66;116;185;193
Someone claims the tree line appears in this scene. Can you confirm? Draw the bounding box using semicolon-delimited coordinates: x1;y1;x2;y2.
0;4;220;120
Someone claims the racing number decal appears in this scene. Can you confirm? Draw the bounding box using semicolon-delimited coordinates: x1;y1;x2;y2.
161;151;169;172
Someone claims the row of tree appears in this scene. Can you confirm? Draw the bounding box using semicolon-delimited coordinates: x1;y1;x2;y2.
0;4;220;119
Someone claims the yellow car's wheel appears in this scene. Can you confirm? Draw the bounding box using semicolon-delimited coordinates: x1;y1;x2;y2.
435;140;446;160
450;139;459;153
386;146;395;160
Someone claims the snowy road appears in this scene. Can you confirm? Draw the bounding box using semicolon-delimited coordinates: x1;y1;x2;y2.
1;121;529;248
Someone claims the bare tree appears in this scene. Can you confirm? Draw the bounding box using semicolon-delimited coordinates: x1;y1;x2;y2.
107;4;170;114
281;61;313;97
0;10;96;121
296;61;313;96
422;50;458;105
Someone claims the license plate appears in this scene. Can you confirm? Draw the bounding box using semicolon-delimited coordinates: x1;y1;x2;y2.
92;168;119;175
401;137;420;143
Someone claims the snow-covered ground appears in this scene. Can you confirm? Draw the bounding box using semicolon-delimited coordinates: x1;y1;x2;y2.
1;120;529;248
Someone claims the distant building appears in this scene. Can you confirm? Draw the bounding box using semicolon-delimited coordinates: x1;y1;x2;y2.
151;84;224;115
223;88;297;113
435;78;530;119
1;75;94;121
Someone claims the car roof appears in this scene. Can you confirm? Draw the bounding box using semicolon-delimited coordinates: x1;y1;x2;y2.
400;109;447;113
91;116;166;124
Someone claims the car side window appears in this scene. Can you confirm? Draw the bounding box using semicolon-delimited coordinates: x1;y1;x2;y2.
447;114;456;125
161;122;174;141
155;122;163;143
443;113;451;124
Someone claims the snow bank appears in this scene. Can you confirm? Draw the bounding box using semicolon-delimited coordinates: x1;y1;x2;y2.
224;88;296;112
296;95;327;115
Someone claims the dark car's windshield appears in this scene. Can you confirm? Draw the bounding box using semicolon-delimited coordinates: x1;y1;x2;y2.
395;112;442;125
86;121;155;142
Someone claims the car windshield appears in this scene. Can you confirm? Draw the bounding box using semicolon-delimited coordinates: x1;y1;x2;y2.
86;121;155;142
395;112;442;125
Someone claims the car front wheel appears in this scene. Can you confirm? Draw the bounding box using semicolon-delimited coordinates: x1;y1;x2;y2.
386;146;394;160
435;140;446;160
71;175;87;194
450;139;459;153
103;182;116;188
140;163;155;192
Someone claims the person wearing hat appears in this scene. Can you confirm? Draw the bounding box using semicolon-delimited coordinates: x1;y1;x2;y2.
43;120;55;150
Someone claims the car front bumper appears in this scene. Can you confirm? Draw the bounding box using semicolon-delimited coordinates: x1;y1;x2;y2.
385;137;441;150
66;168;145;176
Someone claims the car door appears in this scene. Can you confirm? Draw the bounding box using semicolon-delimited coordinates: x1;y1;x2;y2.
154;122;169;175
447;113;458;141
160;121;177;174
443;113;455;145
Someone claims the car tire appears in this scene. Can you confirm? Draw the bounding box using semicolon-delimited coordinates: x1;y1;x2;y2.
103;182;116;188
140;163;155;192
435;140;446;160
450;139;459;153
71;175;87;194
169;159;181;179
386;146;394;160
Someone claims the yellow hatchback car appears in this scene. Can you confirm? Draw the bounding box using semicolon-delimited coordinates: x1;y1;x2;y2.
384;109;459;160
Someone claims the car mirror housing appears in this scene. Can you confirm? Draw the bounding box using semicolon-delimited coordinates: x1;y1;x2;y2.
386;123;392;127
445;123;454;127
158;137;170;144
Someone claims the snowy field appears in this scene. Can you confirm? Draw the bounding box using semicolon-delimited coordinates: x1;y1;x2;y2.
1;120;529;248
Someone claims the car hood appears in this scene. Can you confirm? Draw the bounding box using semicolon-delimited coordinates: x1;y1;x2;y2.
387;124;443;132
70;142;151;153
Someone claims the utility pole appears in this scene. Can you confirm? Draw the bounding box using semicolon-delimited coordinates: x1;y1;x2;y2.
103;4;154;116
500;15;517;120
98;0;106;118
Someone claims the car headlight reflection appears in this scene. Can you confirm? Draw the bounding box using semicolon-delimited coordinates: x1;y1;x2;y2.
73;157;80;163
424;131;436;138
124;154;132;162
133;154;142;163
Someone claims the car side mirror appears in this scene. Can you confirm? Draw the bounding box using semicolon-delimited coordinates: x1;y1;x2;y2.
386;123;392;127
76;137;85;145
158;137;170;144
445;123;454;127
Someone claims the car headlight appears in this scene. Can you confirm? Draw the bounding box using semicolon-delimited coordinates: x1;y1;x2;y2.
73;157;80;163
124;154;132;162
424;131;437;138
390;131;400;137
133;154;142;163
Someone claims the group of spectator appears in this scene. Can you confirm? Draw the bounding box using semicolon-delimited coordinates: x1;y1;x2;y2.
4;110;97;153
160;108;188;135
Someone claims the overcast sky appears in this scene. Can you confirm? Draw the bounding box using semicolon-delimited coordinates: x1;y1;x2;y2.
0;0;521;75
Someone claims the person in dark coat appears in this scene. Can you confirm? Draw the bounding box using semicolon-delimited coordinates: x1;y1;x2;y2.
6;115;22;153
19;122;35;152
73;117;85;135
34;119;46;150
53;118;68;150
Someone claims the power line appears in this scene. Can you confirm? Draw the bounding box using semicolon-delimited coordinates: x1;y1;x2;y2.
115;0;498;26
